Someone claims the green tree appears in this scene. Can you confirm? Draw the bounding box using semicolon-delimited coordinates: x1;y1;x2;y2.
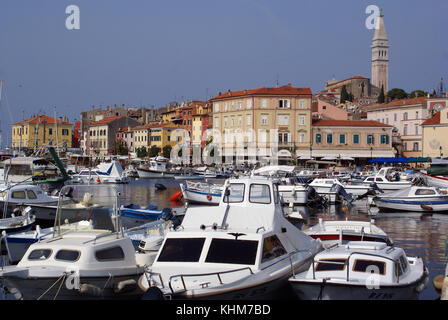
409;90;428;98
136;146;147;158
162;145;172;158
377;85;385;103
387;88;408;100
149;145;161;157
117;142;129;156
340;85;349;103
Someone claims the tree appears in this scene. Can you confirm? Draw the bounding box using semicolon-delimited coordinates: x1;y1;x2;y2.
149;145;161;157
136;146;147;158
117;142;128;156
387;88;408;100
162;145;172;158
409;90;428;98
340;85;349;103
377;85;385;103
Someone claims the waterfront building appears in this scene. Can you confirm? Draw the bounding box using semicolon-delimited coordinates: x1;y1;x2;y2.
422;105;448;158
149;123;181;155
366;97;429;157
307;119;394;162
116;127;136;153
12;115;72;151
312;96;349;120
210;83;312;162
132;124;151;152
87;115;140;156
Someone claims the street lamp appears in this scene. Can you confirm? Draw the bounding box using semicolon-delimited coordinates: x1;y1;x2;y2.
370;146;373;159
310;146;312;159
440;146;443;158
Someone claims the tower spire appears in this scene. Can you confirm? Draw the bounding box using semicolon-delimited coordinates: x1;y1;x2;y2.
371;9;389;93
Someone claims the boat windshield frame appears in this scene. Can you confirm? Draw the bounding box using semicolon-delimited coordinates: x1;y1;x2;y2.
53;184;122;238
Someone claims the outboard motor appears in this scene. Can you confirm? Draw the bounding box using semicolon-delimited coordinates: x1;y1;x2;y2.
369;182;384;193
330;184;353;204
160;207;181;229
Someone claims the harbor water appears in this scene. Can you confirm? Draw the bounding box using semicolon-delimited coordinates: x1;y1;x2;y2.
2;178;447;300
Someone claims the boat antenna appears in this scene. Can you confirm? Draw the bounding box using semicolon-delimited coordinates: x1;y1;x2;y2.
220;179;231;229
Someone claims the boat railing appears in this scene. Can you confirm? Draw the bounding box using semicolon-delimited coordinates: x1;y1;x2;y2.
312;250;401;284
149;267;254;294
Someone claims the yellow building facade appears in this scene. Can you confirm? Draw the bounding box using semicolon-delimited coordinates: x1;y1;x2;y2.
422;110;448;158
12;115;72;150
133;124;151;150
210;84;312;160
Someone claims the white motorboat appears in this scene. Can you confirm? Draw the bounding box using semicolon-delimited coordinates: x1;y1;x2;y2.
0;185;157;300
309;178;376;197
373;186;448;213
71;160;130;184
289;241;429;300
361;167;413;191
137;157;175;179
419;172;448;189
179;180;223;205
0;184;59;217
139;176;322;299
2;157;59;184
304;218;393;248
277;184;309;205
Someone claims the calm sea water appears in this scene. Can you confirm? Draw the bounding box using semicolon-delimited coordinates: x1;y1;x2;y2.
2;178;446;300
116;178;447;300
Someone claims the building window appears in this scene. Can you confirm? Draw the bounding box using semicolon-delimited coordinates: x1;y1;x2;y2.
262;99;268;108
416;111;419;119
278;115;289;126
247;99;252;109
49;128;53;135
246;115;251;126
214;118;219;128
299;100;305;109
214;103;220;112
394;113;397;121
261;115;268;126
224;117;228;127
299;115;306;126
403;112;408;121
299;132;305;143
339;134;346;144
326;133;333;144
231;117;235;127
315;133;322;144
367;134;374;145
353;134;359;144
278;99;290;109
403;125;408;136
415;125;419;135
380;134;390;144
238;102;242;110
413;142;419;151
224;103;228;112
238;116;242;126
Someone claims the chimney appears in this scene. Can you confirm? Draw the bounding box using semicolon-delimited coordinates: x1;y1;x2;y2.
287;82;292;87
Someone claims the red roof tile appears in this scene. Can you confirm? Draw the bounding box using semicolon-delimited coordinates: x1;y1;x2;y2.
210;84;311;100
14;115;72;126
421;111;441;126
366;97;427;111
89;115;125;126
313;119;392;127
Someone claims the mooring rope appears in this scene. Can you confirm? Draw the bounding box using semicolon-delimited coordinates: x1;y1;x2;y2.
37;273;66;300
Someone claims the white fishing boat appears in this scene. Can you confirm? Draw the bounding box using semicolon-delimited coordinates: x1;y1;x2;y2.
139;176;322;299
304;218;393;248
361;167;413;191
289;241;429;300
71;160;129;184
2;157;59;184
137;157;175;179
373;186;448;212
309;178;376;197
419;172;448;189
0;184;59;217
179;180;223;205
0;185;157;300
277;184;309;205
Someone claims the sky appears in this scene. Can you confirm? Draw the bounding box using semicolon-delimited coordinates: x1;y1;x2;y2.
0;0;447;147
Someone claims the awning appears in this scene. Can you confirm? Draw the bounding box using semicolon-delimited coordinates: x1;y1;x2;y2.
321;156;337;160
296;149;395;158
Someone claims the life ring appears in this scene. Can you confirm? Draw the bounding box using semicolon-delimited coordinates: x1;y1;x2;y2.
206;194;212;201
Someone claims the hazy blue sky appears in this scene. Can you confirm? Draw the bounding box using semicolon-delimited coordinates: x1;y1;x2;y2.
0;0;447;145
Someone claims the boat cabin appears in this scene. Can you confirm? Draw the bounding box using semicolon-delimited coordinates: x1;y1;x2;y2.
0;184;56;204
309;241;413;284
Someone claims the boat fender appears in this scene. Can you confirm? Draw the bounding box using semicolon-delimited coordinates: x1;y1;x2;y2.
141;286;165;300
79;283;102;297
433;274;444;291
155;183;167;191
206;194;212;201
170;190;183;202
114;279;137;294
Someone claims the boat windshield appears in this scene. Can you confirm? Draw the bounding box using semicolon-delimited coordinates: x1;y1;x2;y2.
53;185;120;237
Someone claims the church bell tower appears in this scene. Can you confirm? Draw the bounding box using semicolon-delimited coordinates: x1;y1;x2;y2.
371;9;389;93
